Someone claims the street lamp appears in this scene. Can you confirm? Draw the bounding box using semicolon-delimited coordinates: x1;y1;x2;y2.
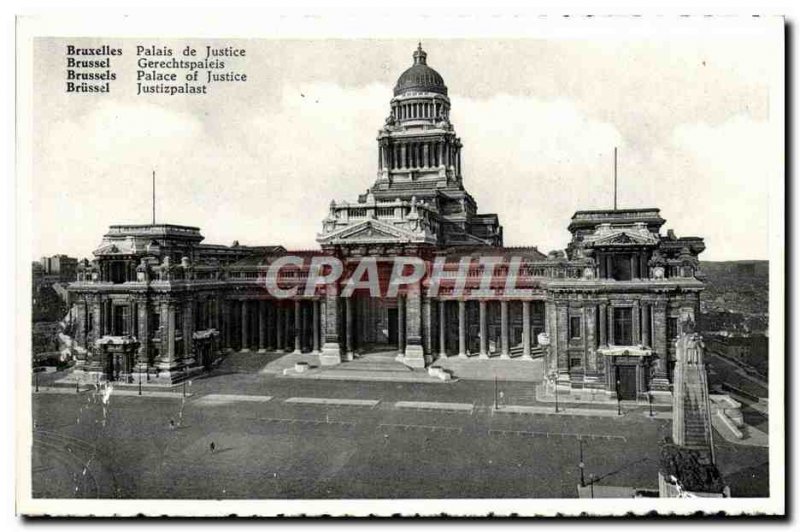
548;371;560;413
578;437;585;487
589;473;595;498
616;379;621;416
648;390;654;417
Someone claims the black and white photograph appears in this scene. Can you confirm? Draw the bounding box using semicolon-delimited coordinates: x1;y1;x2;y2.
13;11;785;517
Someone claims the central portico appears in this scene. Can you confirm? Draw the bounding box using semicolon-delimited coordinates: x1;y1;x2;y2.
315;44;504;368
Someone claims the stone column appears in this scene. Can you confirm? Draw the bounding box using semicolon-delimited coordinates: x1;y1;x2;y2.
183;299;195;365
294;299;302;354
284;303;292;352
651;301;670;392
640;253;648;279
479;300;488;359
221;299;230;350
607;304;614;346
599;303;607;346
265;302;273;350
422;297;432;361
241;301;250;352
585;305;597;376
633;301;641;346
276;303;284;352
630;254;638;279
522;300;531;358
397;296;405;356
400;144;407;169
641;303;651;347
403;288;425;368
557;304;570;376
166;302;176;366
320;289;342;366
345;297;354;360
423;143;430;168
500;300;510;359
458;300;467;358
91;298;102;344
438;300;446;358
255;301;265;352
313;299;321;353
136;300;149;368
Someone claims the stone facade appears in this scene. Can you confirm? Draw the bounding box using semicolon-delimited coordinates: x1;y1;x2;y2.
67;45;706;397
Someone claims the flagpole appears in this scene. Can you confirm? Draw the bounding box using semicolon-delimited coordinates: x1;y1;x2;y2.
613;147;617;211
152;170;156;224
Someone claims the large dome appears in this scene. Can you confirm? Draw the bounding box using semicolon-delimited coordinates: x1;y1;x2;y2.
393;44;448;96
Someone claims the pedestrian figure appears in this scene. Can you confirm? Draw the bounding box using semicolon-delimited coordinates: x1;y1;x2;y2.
210;441;216;454
169;419;175;430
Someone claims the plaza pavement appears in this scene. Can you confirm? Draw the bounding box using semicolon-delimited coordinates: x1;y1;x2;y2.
30;352;770;500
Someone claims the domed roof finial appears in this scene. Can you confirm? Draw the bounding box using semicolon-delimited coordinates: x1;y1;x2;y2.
413;42;427;65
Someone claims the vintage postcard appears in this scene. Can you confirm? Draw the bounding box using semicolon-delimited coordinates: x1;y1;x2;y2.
15;13;785;517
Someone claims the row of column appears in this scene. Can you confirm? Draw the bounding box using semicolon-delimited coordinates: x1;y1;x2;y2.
548;299;670;387
392;100;445;121
234;299;321;354
438;299;538;359
380;140;460;173
598;251;650;280
596;301;653;348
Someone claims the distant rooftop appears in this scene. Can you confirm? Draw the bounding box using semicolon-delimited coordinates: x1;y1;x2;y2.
569;208;665;233
105;224;204;241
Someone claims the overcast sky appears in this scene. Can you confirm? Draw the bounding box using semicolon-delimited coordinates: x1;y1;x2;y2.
32;34;779;261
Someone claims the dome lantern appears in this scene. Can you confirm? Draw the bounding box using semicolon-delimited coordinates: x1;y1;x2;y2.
393;43;448;96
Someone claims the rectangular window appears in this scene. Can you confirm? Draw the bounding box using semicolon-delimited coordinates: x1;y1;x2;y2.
612;307;633;345
668;317;679;340
611;255;632;281
569;316;582;339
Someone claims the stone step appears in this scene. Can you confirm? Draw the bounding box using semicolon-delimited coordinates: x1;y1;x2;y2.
285;370;445;383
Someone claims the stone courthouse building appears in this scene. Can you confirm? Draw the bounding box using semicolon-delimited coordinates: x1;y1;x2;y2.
67;45;706;400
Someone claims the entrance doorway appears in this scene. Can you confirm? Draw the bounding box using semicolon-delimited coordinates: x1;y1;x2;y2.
616;365;637;400
387;308;398;347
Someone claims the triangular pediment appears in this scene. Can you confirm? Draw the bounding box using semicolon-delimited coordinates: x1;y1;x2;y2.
586;224;659;247
93;240;137;256
345;224;399;241
317;219;427;245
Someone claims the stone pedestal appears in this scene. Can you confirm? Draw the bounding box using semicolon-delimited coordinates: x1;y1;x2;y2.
402;344;426;368
319;343;342;366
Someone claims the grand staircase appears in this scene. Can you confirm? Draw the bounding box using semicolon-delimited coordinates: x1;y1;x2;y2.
284;347;447;383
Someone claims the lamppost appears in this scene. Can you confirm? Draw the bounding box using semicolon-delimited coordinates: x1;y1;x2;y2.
138;369;142;396
589;473;595;498
548;371;560;413
493;375;497;409
648;390;654;417
616;378;621;416
578;437;585;487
